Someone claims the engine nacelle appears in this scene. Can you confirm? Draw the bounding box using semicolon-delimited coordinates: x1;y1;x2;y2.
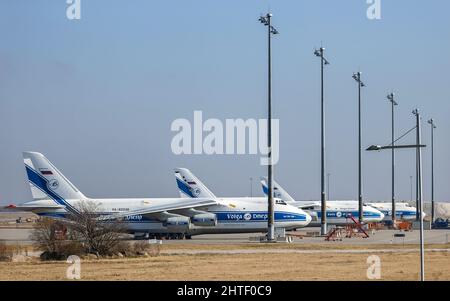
163;216;191;230
192;213;217;227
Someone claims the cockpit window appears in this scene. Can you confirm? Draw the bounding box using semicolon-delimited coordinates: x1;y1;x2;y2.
275;200;287;205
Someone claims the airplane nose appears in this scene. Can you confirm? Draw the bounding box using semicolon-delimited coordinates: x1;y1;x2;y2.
305;212;312;225
365;207;384;222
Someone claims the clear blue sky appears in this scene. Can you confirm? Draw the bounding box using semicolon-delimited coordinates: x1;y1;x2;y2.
1;0;449;204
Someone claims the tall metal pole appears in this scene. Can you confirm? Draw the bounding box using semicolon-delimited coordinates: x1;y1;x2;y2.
431;122;434;222
387;93;397;222
327;173;331;201
353;72;365;223
315;47;329;235
267;14;274;241
416;130;420;221
410;175;413;204
428;119;436;223
358;74;363;223
259;13;278;242
320;48;326;235
413;109;425;281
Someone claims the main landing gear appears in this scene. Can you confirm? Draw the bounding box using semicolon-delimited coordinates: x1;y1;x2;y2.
135;233;191;240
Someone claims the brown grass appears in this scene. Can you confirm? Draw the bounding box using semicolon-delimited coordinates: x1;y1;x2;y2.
0;249;448;280
158;242;450;251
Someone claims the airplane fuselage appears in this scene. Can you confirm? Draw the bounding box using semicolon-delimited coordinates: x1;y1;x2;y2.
21;197;311;236
365;202;420;221
229;197;385;225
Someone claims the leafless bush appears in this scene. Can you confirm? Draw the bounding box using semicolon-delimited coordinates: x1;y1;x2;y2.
133;241;160;257
109;240;131;255
32;218;84;260
63;201;126;256
31;218;66;254
0;242;13;261
32;201;128;259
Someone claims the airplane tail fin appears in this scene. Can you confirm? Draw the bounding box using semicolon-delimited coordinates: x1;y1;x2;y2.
23;152;86;202
174;168;216;199
260;177;296;204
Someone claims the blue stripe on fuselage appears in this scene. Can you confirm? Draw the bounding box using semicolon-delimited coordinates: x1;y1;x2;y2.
212;211;307;222
37;211;307;224
380;210;416;217
316;211;381;218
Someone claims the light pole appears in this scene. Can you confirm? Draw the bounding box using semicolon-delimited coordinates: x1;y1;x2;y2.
413;108;425;282
367;116;427;282
259;13;279;242
410;175;413;203
352;72;365;223
428;119;436;223
387;93;398;222
314;47;330;235
327;173;331;201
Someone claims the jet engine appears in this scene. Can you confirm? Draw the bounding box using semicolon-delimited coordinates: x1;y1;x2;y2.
191;213;217;226
163;216;191;230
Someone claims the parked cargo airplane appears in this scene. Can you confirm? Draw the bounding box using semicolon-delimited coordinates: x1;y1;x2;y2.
365;202;420;221
6;152;310;239
259;178;385;225
174;168;311;232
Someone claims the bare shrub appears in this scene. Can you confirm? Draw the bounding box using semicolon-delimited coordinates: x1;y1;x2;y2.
133;241;160;257
58;241;85;256
64;201;127;256
132;241;148;253
110;240;131;256
32;201;135;260
31;218;66;254
0;242;13;262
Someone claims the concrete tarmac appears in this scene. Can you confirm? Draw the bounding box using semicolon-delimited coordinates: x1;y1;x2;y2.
1;227;450;245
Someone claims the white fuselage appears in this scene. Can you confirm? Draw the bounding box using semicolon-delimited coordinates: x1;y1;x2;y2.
365;202;421;221
297;201;385;225
232;198;385;225
21;197;311;235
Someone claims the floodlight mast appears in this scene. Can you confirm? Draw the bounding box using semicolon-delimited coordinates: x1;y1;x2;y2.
387;92;398;223
314;47;330;235
258;13;279;242
427;118;436;223
366;111;426;282
352;72;365;223
413;108;425;282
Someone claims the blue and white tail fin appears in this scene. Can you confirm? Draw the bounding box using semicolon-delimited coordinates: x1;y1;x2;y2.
260;177;296;204
174;168;216;199
23;152;86;202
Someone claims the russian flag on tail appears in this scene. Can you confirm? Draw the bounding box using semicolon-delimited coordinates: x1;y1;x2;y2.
39;168;53;175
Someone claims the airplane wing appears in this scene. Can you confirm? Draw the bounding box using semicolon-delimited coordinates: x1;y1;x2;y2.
293;202;319;209
3;204;66;211
99;198;219;221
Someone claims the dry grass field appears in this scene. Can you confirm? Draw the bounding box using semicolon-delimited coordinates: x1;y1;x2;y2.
0;243;449;281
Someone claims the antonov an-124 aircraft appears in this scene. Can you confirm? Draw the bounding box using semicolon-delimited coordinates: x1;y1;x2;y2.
6;152;311;239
